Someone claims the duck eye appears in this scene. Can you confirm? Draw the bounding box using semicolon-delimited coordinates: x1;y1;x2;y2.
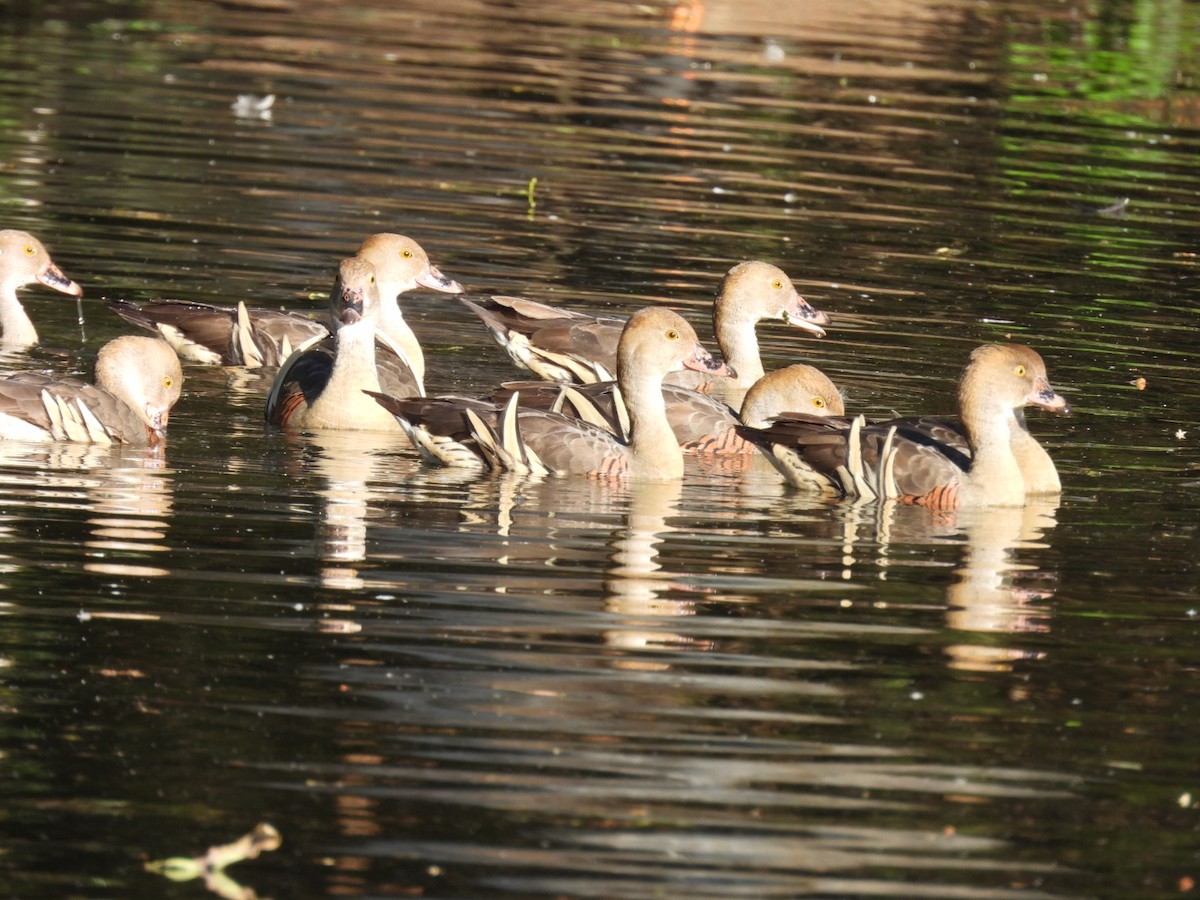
23;244;36;256
162;375;174;390
1014;364;1026;377
813;396;826;408
401;248;414;259
771;278;783;290
665;328;680;340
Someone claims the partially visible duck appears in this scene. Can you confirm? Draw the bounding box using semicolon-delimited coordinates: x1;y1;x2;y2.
265;257;410;433
371;307;733;480
694;261;829;405
0;229;84;347
735;343;1069;509
464;260;828;403
488;362;844;455
0;335;182;445
738;364;845;428
111;233;462;369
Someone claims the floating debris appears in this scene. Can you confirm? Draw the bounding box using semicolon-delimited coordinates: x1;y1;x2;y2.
231;93;275;120
1073;196;1129;218
146;822;282;899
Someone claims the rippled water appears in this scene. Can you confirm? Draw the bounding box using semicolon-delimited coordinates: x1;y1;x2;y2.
2;1;1200;898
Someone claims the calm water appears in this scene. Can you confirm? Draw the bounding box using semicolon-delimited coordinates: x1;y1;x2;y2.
2;1;1200;897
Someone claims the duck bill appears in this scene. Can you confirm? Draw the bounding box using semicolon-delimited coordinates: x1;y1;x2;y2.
145;408;170;446
782;292;828;337
38;262;84;298
1028;376;1070;415
338;290;365;327
683;345;736;378
417;264;464;295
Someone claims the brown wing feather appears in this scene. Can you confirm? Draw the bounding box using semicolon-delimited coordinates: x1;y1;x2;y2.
0;374;66;434
544;320;622;373
392;387;631;476
511;408;630;477
488;381;570;411
373;337;423;398
371;394;499;445
737;413;970;500
858;420;968;499
489;381;623;430
0;373;147;443
490;380;740;452
661;385;740;453
885;416;969;455
265;338;333;427
463;296;624;382
110;298;325;366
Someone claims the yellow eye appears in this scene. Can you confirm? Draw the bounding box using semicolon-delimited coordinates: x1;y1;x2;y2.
813;396;826;409
401;248;414;259
369;275;376;284
665;328;680;340
771;278;783;289
23;244;36;256
162;375;174;390
1014;364;1026;377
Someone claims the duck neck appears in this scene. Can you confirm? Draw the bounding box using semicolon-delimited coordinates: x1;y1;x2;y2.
715;306;764;388
623;369;684;479
1009;407;1060;493
0;284;37;345
312;323;396;430
960;402;1025;506
378;300;425;387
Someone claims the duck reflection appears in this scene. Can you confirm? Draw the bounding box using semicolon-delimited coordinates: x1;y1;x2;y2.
603;478;714;660
82;452;176;580
441;473;713;664
943;497;1060;672
301;430;409;596
0;441;175;582
828;495;1061;673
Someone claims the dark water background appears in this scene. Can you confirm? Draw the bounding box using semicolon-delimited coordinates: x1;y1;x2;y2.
2;0;1200;897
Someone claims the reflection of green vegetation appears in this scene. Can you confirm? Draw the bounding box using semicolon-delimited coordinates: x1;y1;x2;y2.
988;2;1200;295
0;10;178;209
1009;0;1197;115
89;18;167;35
999;0;1200;193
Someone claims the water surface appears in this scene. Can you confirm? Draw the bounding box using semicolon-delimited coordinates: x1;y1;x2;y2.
2;1;1200;898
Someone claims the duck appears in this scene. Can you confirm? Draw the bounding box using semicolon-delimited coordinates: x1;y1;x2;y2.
110;233;462;369
735;343;1069;509
370;307;734;480
265;257;410;432
464;260;828;403
0;229;84;347
0;335;182;445
487;362;844;455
